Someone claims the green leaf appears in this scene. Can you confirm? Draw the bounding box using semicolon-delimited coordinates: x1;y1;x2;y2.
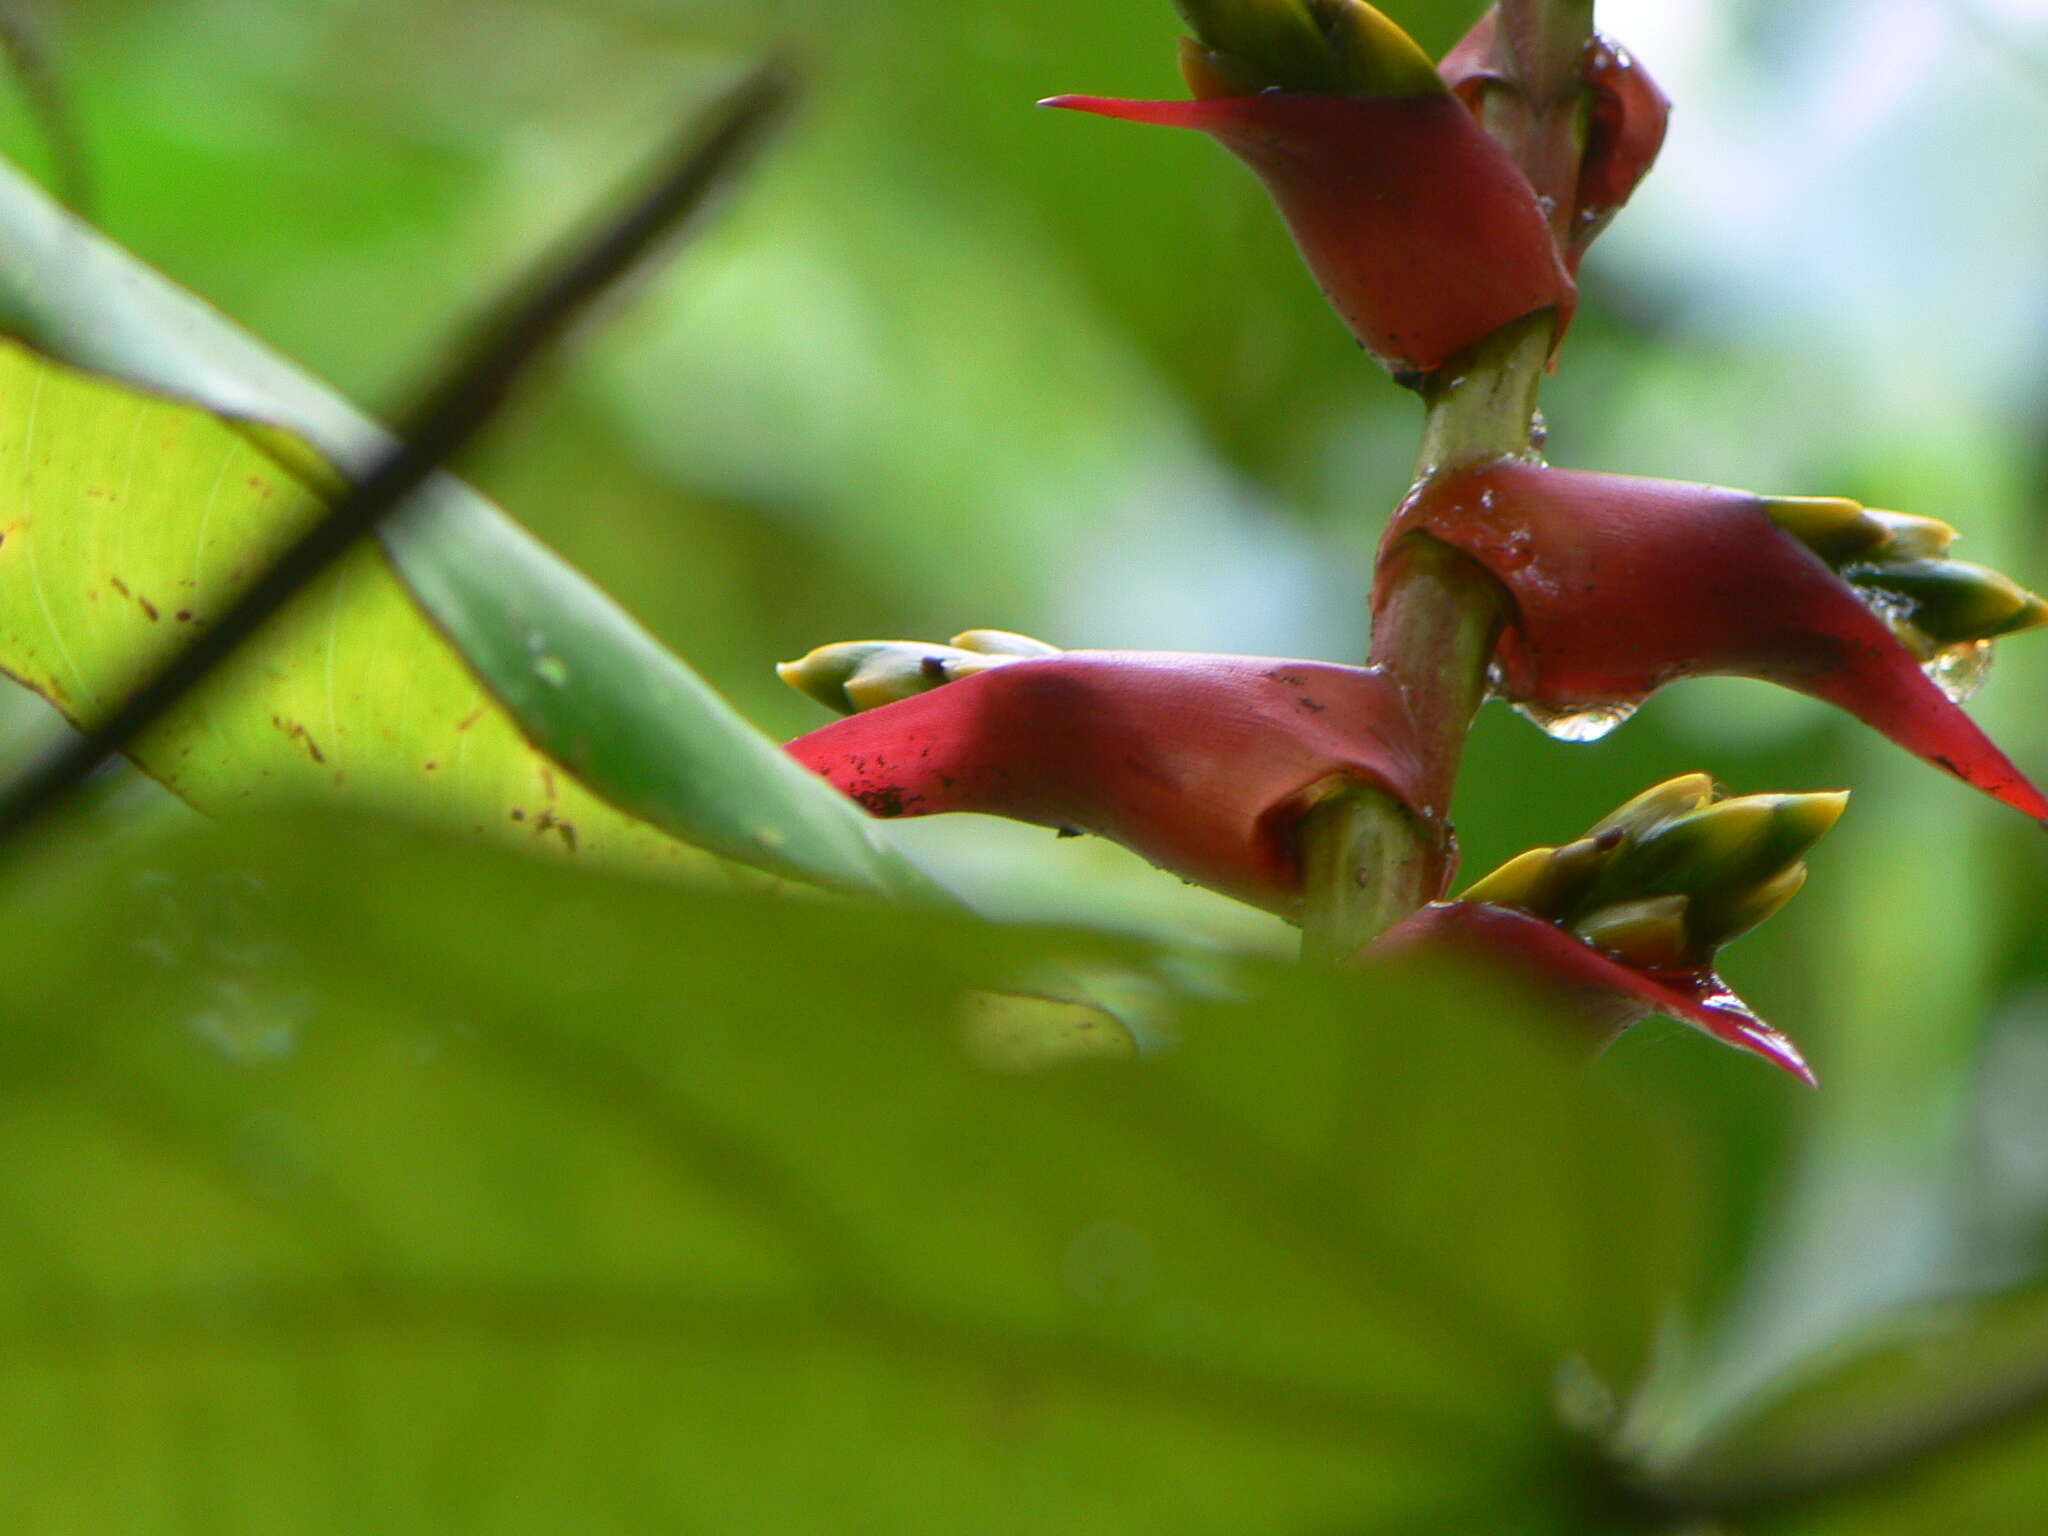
0;340;707;872
0;156;929;899
0;807;1706;1529
1647;1282;2048;1532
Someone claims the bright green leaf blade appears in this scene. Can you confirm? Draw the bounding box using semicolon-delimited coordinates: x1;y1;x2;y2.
0;338;728;874
0;808;1706;1530
0;155;928;898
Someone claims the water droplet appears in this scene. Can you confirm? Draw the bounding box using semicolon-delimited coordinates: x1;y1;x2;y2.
1854;586;1995;703
1927;639;1993;703
534;655;570;687
1478;488;1497;511
1511;698;1637;742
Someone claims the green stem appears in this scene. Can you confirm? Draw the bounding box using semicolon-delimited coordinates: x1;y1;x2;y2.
1295;1;1593;966
1296;789;1435;966
1414;312;1553;474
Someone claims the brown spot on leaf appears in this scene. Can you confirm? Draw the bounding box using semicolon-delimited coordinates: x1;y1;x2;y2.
510;808;526;822
456;707;484;732
175;610;193;623
138;597;159;622
109;576;130;599
272;715;325;764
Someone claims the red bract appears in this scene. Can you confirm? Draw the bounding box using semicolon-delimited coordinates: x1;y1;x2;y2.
1378;460;2048;820
786;650;1444;918
1572;36;1672;268
1439;14;1670;272
1372;899;1815;1084
1041;91;1574;375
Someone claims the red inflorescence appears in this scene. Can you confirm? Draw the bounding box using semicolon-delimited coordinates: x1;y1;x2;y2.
787;649;1445;918
1043;91;1574;375
1379;459;2048;820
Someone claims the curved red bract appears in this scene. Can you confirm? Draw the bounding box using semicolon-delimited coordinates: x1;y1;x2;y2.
1373;900;1815;1083
1574;35;1670;268
786;650;1442;918
1438;15;1670;273
1379;460;2048;820
1042;92;1574;374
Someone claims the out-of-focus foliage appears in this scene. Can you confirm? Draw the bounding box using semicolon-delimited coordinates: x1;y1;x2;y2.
0;154;933;899
0;809;1699;1531
0;0;2044;1524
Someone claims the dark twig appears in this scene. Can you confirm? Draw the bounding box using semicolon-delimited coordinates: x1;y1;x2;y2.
0;59;798;851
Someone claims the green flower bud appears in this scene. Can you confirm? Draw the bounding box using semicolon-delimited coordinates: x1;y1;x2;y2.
1570;894;1692;972
1855;560;2048;648
1456;774;1847;970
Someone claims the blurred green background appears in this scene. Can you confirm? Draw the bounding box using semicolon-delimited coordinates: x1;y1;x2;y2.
1;0;2046;1461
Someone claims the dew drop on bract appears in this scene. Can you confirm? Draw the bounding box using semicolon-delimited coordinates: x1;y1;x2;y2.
1855;585;1996;704
534;655;571;688
1510;698;1638;742
1927;639;1992;703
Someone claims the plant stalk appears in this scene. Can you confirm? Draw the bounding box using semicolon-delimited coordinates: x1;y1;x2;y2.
1296;0;1593;964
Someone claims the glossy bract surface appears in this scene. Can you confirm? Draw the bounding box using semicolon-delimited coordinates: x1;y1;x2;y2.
1044;91;1574;374
1381;460;2048;820
787;649;1438;917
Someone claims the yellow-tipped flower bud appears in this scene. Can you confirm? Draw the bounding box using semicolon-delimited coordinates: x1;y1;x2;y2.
1457;773;1847;971
1586;797;1775;912
1316;0;1444;96
1458;844;1559;912
1681;791;1846;950
1761;495;1890;564
1571;894;1692;972
1763;492;2040;657
949;629;1064;658
1588;771;1715;842
1696;861;1807;952
1857;560;2048;648
777;640;1009;716
1864;508;1959;562
1172;0;1445;98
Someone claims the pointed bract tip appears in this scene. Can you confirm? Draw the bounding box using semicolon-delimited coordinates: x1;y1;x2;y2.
1775;788;1850;845
1037;94;1212;129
